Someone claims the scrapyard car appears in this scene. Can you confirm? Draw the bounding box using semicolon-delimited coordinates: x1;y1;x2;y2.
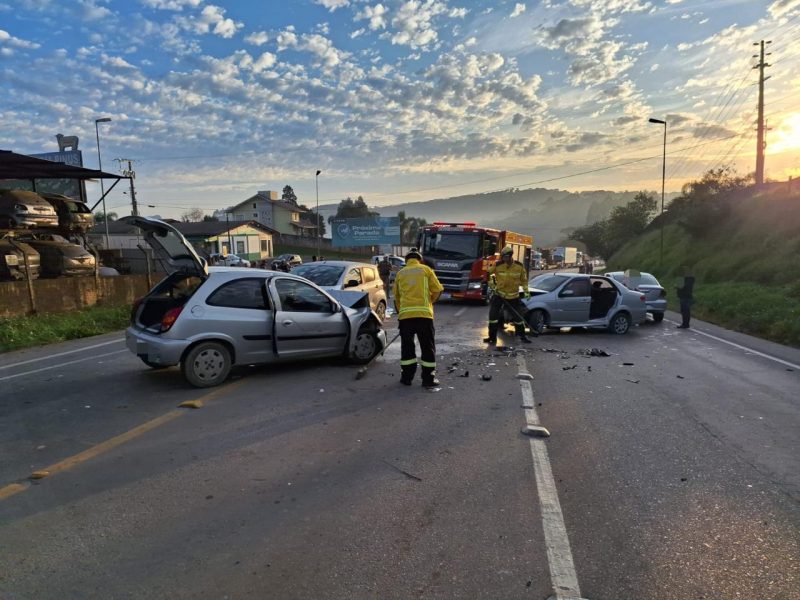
41;193;95;232
521;273;647;335
0;238;40;281
17;233;95;277
123;216;388;388
0;189;59;229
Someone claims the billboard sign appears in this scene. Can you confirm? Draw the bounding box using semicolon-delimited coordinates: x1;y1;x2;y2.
330;217;401;247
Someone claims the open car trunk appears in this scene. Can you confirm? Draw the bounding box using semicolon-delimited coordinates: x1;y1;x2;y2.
133;272;205;330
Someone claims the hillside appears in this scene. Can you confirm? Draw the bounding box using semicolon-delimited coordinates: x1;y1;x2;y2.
320;188;680;247
607;186;800;346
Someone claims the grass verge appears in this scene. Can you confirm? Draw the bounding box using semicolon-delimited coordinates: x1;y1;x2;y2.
0;304;130;353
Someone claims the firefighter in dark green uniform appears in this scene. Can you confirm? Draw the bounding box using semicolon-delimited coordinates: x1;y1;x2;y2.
484;245;532;345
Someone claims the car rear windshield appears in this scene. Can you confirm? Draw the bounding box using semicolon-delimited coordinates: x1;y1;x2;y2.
292;264;345;287
531;274;570;291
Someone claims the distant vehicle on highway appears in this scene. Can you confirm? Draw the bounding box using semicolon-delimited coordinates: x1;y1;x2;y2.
292;260;387;320
522;273;647;335
123;216;387;387
552;246;578;268
606;270;667;323
209;253;250;267
276;253;303;267
0;189;59;229
370;254;405;283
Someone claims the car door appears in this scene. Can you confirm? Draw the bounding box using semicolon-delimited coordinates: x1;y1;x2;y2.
200;276;275;364
271;277;348;359
360;266;383;308
553;277;592;323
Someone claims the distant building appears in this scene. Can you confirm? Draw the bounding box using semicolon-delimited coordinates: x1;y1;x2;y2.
226;190;318;237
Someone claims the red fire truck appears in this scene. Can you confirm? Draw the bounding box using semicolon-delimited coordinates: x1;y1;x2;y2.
417;222;533;301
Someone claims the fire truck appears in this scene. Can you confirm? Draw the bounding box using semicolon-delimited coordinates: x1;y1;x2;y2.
417;222;533;301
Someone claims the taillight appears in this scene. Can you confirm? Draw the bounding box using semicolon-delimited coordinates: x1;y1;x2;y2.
130;297;143;323
639;295;646;302
659;289;667;298
160;306;184;332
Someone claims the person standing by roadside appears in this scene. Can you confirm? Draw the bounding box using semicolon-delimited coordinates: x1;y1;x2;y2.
484;245;533;345
392;248;443;388
676;266;695;329
378;256;392;296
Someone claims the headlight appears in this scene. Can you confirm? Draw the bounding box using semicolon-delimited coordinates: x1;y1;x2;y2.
14;204;28;211
468;281;482;289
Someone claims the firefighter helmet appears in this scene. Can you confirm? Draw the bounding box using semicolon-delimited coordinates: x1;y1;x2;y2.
500;245;513;256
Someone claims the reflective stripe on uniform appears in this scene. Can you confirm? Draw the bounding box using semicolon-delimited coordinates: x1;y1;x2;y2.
488;319;498;323
420;360;436;368
400;358;418;366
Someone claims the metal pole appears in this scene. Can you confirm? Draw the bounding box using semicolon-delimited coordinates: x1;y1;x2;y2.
315;170;321;259
660;121;666;268
95;118;111;248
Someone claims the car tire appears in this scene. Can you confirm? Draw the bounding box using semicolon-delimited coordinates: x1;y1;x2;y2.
608;312;632;335
182;341;232;388
351;328;380;365
140;357;169;370
651;312;665;323
375;300;387;321
526;309;545;335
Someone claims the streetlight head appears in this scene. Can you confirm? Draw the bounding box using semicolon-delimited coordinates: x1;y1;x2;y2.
648;118;666;124
95;117;112;123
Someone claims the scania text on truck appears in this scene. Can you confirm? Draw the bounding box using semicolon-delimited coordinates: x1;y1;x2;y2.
418;222;533;301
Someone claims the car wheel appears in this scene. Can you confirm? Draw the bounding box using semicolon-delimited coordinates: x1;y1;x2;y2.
140;357;169;370
526;309;545;334
182;341;232;387
351;328;380;364
609;312;632;335
651;311;664;323
375;300;387;321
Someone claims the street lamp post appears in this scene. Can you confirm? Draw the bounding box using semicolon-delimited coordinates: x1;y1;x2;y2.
649;117;667;268
315;170;322;259
94;117;112;248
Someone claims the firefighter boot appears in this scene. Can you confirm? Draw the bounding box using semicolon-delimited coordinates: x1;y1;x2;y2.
400;363;416;386
421;367;440;388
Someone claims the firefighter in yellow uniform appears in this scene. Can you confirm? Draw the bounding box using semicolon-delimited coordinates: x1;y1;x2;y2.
392;248;444;388
484;245;533;345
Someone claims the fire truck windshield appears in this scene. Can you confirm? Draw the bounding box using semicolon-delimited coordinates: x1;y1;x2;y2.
421;231;482;259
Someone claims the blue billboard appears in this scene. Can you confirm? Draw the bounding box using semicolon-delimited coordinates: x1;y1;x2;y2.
330;217;401;247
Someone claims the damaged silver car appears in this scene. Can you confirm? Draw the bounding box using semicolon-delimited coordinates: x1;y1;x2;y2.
123;216;388;387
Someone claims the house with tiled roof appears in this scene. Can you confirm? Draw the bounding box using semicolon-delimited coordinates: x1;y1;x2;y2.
227;190;318;237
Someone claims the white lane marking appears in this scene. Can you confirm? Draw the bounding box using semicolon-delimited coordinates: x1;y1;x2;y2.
517;355;587;600
0;338;125;370
454;307;467;317
665;319;800;370
0;350;128;382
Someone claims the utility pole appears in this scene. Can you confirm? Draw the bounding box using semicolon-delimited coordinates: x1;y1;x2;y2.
753;40;771;187
115;158;139;216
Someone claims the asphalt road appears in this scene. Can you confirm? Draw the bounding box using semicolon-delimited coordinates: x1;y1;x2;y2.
0;303;798;600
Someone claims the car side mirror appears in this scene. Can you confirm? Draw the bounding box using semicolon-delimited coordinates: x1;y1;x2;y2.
345;279;359;288
560;289;575;297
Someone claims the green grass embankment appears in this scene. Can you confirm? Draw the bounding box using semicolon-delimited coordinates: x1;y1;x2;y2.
0;305;130;353
607;191;800;347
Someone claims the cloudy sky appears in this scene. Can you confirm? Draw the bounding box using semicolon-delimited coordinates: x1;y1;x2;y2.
1;0;799;219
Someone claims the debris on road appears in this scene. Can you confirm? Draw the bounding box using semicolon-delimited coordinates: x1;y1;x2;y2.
577;348;611;357
516;372;534;380
625;379;640;384
562;364;578;370
29;470;49;480
480;374;493;381
179;399;203;409
382;460;422;481
621;362;635;366
521;425;551;438
459;371;470;377
676;375;685;379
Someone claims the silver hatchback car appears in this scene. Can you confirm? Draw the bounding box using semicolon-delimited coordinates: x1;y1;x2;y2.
123;216;388;387
605;270;667;323
521;273;647;335
292;261;388;320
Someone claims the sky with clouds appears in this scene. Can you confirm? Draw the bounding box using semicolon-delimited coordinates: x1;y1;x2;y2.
1;0;799;218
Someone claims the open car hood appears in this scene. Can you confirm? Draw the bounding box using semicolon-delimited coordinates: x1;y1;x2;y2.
327;289;370;310
120;216;206;275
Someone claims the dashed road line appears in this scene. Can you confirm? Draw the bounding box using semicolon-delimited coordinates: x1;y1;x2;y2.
0;338;124;370
0;350;128;382
516;354;587;600
454;307;467;317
